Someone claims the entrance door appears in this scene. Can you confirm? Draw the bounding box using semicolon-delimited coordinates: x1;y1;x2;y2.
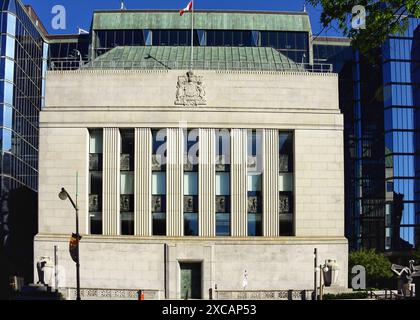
180;262;202;299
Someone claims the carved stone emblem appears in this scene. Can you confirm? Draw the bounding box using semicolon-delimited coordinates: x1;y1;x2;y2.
175;71;206;106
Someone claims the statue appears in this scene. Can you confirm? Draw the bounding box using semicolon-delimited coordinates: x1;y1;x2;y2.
36;256;53;286
36;259;47;285
391;260;420;297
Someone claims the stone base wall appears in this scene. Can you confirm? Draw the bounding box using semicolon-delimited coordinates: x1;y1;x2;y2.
34;235;348;300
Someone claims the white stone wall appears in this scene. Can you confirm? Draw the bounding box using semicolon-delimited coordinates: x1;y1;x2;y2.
34;235;348;299
45;70;339;111
38;127;89;234
295;129;344;237
37;69;348;297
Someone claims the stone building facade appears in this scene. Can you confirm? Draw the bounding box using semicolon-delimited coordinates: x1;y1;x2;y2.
34;67;347;299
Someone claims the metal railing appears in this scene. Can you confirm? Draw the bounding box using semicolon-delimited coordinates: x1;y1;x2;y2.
215;289;314;300
49;58;333;73
369;289;404;300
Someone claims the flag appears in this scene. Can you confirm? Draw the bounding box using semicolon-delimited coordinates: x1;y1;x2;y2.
69;233;81;263
180;0;193;16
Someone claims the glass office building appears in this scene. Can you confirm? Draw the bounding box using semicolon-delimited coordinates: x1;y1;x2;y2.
381;18;420;251
0;0;47;293
322;18;420;252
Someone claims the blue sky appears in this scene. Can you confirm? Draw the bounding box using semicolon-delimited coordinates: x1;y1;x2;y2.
23;0;342;37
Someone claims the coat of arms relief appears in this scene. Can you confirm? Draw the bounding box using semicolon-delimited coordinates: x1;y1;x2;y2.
175;71;207;106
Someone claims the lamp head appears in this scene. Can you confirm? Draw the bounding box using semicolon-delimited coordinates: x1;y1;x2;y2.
58;188;68;201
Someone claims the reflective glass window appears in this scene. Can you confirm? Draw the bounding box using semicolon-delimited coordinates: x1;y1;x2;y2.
152;172;166;195
184;212;198;236
184;172;198;195
248;213;262;236
152;212;166;235
216;213;230;236
216;172;230;195
6;13;16;35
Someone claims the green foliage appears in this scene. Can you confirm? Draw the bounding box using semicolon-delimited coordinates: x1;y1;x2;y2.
307;0;420;60
349;249;393;288
323;291;369;300
413;249;420;264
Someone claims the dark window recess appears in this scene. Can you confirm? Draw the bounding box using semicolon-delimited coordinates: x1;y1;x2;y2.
121;212;134;236
153;212;166;236
90;213;102;235
279;219;294;236
89;171;102;195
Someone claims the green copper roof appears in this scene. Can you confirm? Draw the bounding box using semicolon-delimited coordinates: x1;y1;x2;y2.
83;46;304;71
92;10;311;32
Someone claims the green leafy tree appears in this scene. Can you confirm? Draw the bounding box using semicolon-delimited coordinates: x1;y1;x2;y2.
413;249;420;264
307;0;420;58
349;249;393;289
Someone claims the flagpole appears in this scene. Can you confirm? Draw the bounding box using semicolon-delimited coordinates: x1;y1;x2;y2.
190;1;194;71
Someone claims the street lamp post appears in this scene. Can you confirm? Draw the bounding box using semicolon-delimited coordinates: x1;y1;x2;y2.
58;187;81;301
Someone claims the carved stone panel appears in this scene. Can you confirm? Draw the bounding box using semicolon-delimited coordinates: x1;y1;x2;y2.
216;155;230;172
120;154;131;171
247;156;257;171
184;196;198;213
174;71;207;107
89;153;101;171
120;195;133;212
216;196;230;213
152;195;166;213
279;193;293;213
279;154;289;172
89;194;100;212
248;196;261;213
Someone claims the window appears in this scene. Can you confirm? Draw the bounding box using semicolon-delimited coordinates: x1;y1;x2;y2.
279;131;294;236
120;130;134;235
247;130;262;236
152;129;167;236
216;129;231;236
89;129;103;235
184;129;199;236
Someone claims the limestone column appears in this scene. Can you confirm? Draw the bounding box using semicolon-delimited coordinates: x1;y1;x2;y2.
103;128;120;235
263;129;279;237
167;128;184;236
199;128;216;237
231;129;247;237
135;128;152;236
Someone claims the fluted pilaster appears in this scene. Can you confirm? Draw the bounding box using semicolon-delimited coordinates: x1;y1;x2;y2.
167;128;184;236
135;128;152;236
199;129;216;237
103;128;120;235
231;129;247;237
263;129;279;237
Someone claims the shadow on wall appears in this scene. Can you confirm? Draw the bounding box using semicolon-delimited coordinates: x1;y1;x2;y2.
0;187;37;299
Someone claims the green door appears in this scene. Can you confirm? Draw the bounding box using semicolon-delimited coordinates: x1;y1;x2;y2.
180;262;202;299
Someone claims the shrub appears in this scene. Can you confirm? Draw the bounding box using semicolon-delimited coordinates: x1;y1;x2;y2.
349;249;393;289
